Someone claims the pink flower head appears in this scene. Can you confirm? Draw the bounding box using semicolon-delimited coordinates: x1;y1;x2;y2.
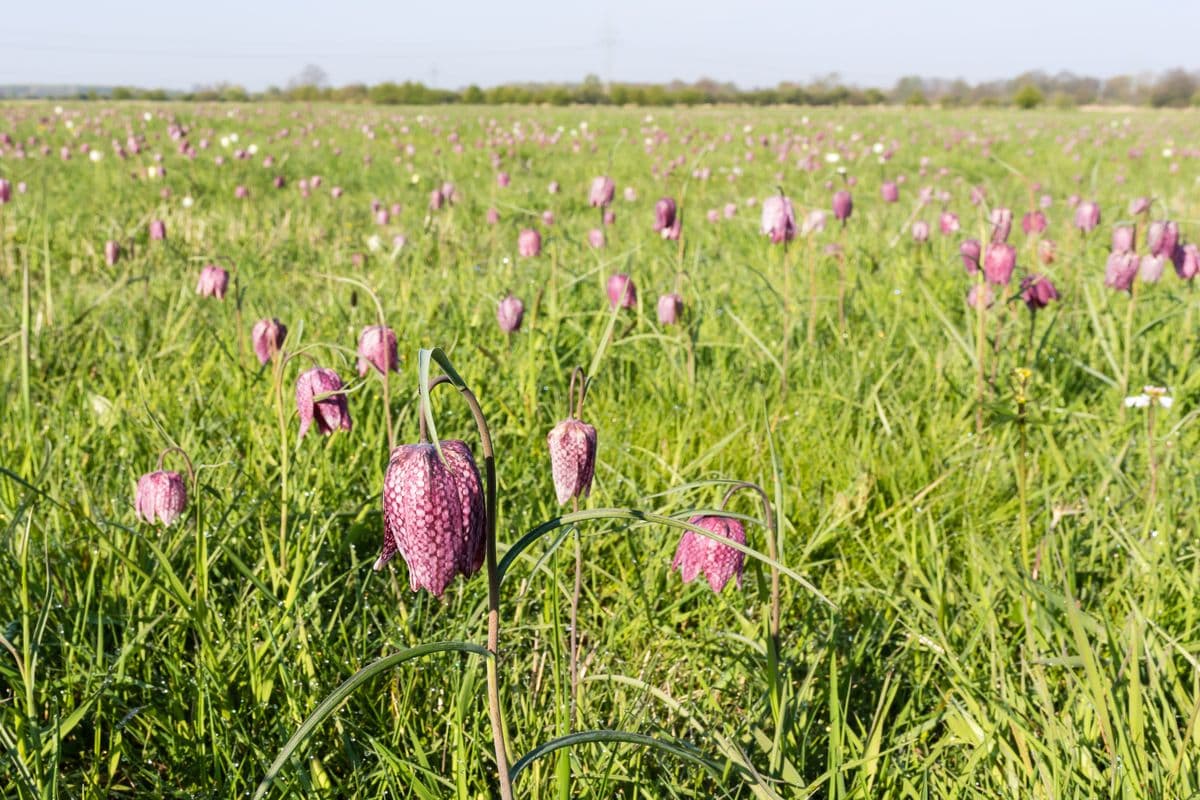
603;209;616;226
1147;220;1179;259
966;283;995;310
486;207;500;225
832;190;853;223
607;272;637;309
429;188;445;210
135;470;188;526
196;264;229;299
939;211;960;235
1112;225;1136;254
548;180;561;194
357;325;399;376
671;515;746;593
802;209;826;236
376;440;485;597
657;292;683;325
0;178;11;204
149;219;167;241
546;418;598;505
104;239;121;266
1105;252;1139;292
723;202;738;219
1020;274;1060;311
587;228;605;249
518;228;542;257
496;171;511;188
251;318;287;365
912;220;930;243
295;367;352;438
234;185;249;199
541;209;555;226
1022;210;1047;235
589;175;615;207
1074;200;1101;232
990;207;1013;243
881;181;899;203
653;197;677;232
497;294;524;333
623;186;637;202
960;238;982;275
1129;196;1151;215
1139;254;1165;284
983;243;1016;285
760;194;796;244
1176;243;1200;280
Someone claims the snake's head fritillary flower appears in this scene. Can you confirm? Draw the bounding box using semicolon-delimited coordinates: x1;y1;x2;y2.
1074;200;1100;232
548;180;561;194
1147;220;1179;259
603;209;616;226
135;470;188;526
1129;197;1151;216
104;239;120;266
357;325;399;376
606;272;637;309
832;190;853;222
760;195;796;244
587;228;605;248
801;209;826;236
149;219;166;241
234;185;249;199
983;243;1016;285
429;188;445;210
1176;243;1200;280
1139;254;1165;283
990;208;1013;243
196;264;229;299
251;318;287;365
939;211;960;235
653;197;677;232
966;283;995;310
0;178;11;204
518;228;541;257
970;186;986;206
912;220;930;243
1105;252;1139;292
961;239;982;274
657;293;683;325
1020;274;1060;311
1112;225;1135;254
496;171;511;188
295;367;352;438
1022;210;1047;235
546;418;597;505
376;440;486;597
589;176;615;208
671;515;747;593
486;207;500;225
881;181;899;203
497;294;524;333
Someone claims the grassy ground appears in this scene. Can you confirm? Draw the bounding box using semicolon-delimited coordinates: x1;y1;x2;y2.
2;103;1200;798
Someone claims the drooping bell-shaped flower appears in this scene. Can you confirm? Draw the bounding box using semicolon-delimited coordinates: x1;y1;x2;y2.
587;228;605;248
1105;252;1139;292
1074;201;1100;232
912;220;930;243
939;211;960;235
295;367;352;438
104;239;121;266
196;264;229;299
135;470;188;526
589;175;615;208
1147;220;1179;259
960;239;982;274
1129;197;1151;216
497;294;524;333
990;207;1013;243
983;243;1016;285
252;318;287;365
1139;254;1165;283
1112;225;1136;254
1022;210;1047;234
547;418;598;505
880;181;899;203
671;515;746;593
357;325;399;376
657;292;683;325
518;228;541;257
376;440;486;597
1176;243;1200;280
832;190;853;222
0;178;11;204
1020;274;1060;311
760;195;796;244
653;197;677;233
149;219;167;240
966;283;995;310
607;273;637;309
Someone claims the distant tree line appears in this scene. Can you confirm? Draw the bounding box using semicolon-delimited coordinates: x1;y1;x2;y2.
10;68;1200;107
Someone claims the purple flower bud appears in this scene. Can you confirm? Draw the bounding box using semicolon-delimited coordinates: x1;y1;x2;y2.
273;175;286;189
623;186;637;202
486;207;500;225
429;188;445;210
0;178;10;204
252;318;287;365
1129;196;1151;216
104;239;120;266
587;228;605;249
547;418;598;505
966;283;995;310
970;186;986;206
1020;274;1060;311
760;195;796;244
149;219;166;241
802;209;826;236
880;181;899;203
375;209;389;226
603;209;616;226
589;176;615;208
671;515;746;593
723;202;738;219
912;220;930;243
983;243;1016;285
990;207;1013;243
657;293;683;325
376;440;485;597
541;210;555;226
1039;194;1053;209
1147;220;1179;259
196;264;229;299
135;470;188;526
518;228;541;257
331;186;343;199
1177;244;1200;280
832;190;853;222
497;294;524;333
654;197;677;233
548;180;561;194
939;212;960;235
1022;211;1047;235
1105;252;1139;292
1074;200;1100;232
234;185;249;199
1112;225;1136;255
496;171;511;188
1139;254;1165;283
607;273;637;309
295;367;352;438
357;325;399;376
960;238;982;275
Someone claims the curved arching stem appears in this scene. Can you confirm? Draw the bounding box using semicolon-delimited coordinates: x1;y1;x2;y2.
419;348;513;800
156;446;196;486
567;365;587;419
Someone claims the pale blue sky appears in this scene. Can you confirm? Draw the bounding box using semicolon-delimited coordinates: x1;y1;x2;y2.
6;0;1199;90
